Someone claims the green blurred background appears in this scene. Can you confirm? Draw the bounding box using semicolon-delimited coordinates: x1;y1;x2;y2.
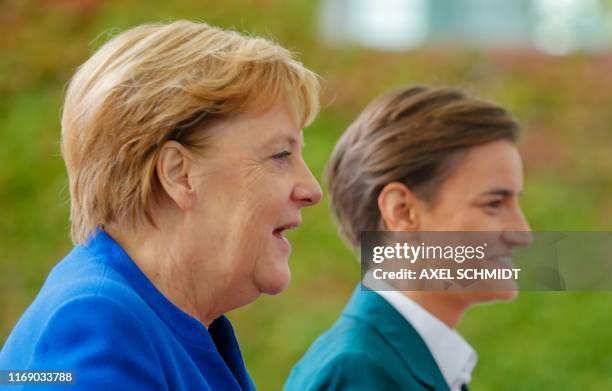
1;0;611;390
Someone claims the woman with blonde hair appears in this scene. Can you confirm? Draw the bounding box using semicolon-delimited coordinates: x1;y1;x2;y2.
0;20;322;390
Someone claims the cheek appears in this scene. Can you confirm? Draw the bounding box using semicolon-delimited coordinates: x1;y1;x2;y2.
243;188;290;225
239;164;294;209
423;205;502;231
256;177;295;213
459;209;509;231
420;206;470;231
454;209;499;231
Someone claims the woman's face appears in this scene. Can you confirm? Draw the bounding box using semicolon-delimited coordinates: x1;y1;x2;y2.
184;99;322;298
417;140;529;232
415;139;531;302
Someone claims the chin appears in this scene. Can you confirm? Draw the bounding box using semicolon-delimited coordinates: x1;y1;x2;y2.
255;264;291;295
471;289;518;303
465;275;519;303
491;279;520;301
494;290;519;301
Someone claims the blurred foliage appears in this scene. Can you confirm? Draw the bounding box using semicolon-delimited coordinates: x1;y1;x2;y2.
1;0;611;390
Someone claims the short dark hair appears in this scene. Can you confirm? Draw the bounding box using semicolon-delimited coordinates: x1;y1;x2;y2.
325;86;520;248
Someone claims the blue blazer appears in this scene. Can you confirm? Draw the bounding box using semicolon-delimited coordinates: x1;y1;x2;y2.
0;229;255;390
285;285;452;391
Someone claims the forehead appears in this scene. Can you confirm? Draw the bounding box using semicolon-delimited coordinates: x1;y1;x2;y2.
205;99;302;148
439;140;523;196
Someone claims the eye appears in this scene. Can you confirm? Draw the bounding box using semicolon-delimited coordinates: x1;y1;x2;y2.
484;200;502;209
271;150;292;161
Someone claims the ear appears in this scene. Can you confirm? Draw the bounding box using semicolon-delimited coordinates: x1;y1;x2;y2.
156;141;195;211
377;182;420;231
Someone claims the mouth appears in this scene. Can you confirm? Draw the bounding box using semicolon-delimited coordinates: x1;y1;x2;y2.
493;255;512;267
272;221;301;252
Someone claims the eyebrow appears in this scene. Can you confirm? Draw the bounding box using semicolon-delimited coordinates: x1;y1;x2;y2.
267;132;305;148
479;188;522;197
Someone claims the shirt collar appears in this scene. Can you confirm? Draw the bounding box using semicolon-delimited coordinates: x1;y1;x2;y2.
365;278;477;390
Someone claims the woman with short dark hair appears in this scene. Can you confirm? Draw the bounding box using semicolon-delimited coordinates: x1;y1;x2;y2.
286;86;530;391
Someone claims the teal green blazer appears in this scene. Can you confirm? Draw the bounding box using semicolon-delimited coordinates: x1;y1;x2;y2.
284;285;452;391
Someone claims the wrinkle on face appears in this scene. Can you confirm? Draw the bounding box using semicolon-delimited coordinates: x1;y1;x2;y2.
176;98;306;313
106;100;314;327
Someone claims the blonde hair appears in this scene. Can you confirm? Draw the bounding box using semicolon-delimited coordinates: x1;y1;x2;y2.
61;20;321;244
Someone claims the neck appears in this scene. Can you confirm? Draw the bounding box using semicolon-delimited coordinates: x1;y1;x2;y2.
104;223;224;328
404;291;469;328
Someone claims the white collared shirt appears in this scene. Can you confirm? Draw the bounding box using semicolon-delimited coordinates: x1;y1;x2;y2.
364;279;477;391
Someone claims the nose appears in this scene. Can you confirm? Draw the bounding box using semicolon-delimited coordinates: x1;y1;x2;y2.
502;207;532;247
292;162;323;207
502;230;532;247
512;206;531;232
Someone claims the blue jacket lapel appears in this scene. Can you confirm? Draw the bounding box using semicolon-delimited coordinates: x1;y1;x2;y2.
209;316;256;390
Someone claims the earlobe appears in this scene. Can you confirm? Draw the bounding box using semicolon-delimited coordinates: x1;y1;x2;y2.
378;182;419;231
156;141;195;211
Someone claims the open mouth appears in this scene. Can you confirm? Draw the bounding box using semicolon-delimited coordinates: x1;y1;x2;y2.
272;222;300;252
273;222;299;239
493;255;513;266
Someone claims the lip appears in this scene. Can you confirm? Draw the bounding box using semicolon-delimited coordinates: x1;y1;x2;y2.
485;253;514;268
494;255;513;265
272;220;301;253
